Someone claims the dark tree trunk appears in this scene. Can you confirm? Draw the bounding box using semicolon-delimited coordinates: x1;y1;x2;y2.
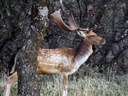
16;1;41;95
16;1;48;96
17;28;41;95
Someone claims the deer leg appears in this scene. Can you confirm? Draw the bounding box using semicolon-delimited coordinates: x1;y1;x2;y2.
61;74;68;96
3;83;11;96
3;72;18;96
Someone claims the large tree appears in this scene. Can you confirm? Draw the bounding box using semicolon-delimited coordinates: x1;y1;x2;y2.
0;0;48;95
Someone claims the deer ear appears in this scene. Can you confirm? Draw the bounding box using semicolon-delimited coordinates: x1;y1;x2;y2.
86;27;89;31
77;31;86;37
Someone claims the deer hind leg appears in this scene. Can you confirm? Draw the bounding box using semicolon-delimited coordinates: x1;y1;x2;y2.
3;83;11;96
61;74;68;96
3;72;18;96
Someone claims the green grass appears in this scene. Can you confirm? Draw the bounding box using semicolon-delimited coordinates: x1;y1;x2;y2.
0;68;128;96
40;74;128;96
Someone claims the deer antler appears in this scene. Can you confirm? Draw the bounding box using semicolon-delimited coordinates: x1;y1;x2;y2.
50;9;79;32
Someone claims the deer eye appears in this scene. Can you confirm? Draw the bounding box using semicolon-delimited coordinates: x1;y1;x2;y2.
86;31;90;34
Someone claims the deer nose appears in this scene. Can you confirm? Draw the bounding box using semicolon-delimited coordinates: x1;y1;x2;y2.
100;39;106;45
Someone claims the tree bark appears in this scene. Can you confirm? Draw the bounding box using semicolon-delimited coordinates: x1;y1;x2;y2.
16;1;48;96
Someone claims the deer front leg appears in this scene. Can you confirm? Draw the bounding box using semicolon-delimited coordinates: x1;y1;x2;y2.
61;74;68;96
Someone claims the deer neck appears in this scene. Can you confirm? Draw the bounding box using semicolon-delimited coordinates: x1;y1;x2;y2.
74;39;93;68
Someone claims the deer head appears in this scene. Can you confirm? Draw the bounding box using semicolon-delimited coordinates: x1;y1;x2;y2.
50;9;106;45
77;28;106;45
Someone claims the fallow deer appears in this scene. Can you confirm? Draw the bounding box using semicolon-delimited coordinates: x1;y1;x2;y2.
3;9;105;96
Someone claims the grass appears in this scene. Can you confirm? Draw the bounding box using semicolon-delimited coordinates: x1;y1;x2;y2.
40;74;128;96
0;66;128;96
